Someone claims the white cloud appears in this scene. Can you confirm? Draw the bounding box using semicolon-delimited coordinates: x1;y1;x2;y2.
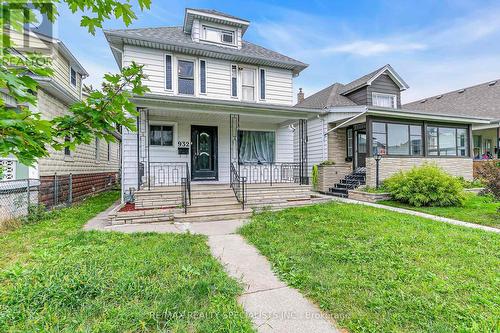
322;41;427;56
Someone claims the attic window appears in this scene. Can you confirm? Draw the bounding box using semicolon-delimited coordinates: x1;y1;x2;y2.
202;25;235;45
488;81;497;86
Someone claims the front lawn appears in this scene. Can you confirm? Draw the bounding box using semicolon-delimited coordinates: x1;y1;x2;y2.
0;191;253;332
240;202;500;332
379;193;500;229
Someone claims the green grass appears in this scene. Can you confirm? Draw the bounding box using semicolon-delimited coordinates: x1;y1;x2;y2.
240;202;500;332
0;191;253;332
379;193;500;229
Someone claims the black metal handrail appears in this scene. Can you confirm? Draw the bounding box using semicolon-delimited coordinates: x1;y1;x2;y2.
239;162;304;185
147;162;189;189
230;163;246;210
180;162;191;214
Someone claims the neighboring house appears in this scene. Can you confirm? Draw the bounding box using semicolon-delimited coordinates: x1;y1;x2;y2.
296;64;490;196
403;80;500;160
104;8;318;205
0;30;121;206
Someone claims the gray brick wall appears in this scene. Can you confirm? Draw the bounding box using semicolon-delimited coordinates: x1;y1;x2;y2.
365;157;473;187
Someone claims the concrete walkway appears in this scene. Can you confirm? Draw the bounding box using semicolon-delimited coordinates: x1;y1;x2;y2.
330;196;500;234
85;215;340;332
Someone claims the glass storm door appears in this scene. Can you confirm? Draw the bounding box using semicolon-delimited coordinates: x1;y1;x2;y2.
356;132;367;168
191;125;218;180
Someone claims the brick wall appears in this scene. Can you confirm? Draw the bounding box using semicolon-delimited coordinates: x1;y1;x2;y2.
317;164;352;193
365;157;473;187
39;172;118;207
328;125;347;163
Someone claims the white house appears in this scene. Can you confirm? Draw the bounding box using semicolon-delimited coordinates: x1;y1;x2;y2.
104;8;321;213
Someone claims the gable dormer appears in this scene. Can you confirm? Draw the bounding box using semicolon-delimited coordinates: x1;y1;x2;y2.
183;8;249;49
340;64;409;109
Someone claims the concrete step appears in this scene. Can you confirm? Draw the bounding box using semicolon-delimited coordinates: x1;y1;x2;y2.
174;208;252;222
188;201;242;213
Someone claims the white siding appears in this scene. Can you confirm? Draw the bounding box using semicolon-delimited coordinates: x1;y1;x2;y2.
122;127;139;196
122;45;294;106
276;125;294;162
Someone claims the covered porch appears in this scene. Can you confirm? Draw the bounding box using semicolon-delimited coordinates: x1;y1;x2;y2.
121;95;319;214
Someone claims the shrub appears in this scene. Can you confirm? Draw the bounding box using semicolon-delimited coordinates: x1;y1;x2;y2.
319;160;335;166
476;161;500;201
384;164;466;207
311;165;319;191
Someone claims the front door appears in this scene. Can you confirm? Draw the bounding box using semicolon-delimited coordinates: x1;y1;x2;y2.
191;125;218;180
356;131;367;168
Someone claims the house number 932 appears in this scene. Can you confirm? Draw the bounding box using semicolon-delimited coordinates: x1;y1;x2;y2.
178;141;190;148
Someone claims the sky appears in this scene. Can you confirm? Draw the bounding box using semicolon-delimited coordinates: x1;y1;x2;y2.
52;0;500;104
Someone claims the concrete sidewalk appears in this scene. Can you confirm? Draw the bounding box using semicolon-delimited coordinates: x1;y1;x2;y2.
85;215;340;332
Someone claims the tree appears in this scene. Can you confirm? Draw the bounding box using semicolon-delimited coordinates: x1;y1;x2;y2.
0;0;152;165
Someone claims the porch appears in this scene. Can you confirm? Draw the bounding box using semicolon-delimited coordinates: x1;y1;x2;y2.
119;96;323;220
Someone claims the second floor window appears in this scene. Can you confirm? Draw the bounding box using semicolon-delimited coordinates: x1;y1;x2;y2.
373;92;397;109
165;55;172;90
200;60;206;94
64;136;71;156
231;65;238;97
178;60;194;95
241;68;255;102
70;67;77;87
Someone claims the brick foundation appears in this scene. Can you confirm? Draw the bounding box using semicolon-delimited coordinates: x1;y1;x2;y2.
365;157;473;187
317;164;352;193
39;172;118;207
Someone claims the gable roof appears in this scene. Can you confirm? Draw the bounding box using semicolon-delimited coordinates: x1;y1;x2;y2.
295;83;357;109
339;64;409;95
403;79;500;121
104;26;308;75
295;64;407;109
184;8;250;34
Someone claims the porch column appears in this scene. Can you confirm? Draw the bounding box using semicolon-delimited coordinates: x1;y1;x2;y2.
298;119;308;185
230;114;240;176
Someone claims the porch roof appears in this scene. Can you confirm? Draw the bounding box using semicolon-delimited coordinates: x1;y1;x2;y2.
328;107;492;132
132;93;323;119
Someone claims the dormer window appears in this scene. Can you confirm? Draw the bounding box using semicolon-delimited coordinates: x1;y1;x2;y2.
372;92;397;109
202;25;235;46
70;67;77;87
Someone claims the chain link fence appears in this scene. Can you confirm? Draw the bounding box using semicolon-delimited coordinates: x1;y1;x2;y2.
0;173;119;225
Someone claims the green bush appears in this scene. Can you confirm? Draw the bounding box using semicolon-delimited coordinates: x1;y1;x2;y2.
311;165;319;191
384;164;466;207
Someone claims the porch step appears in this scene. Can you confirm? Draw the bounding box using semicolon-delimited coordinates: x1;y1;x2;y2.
174;208;252;222
188;201;243;213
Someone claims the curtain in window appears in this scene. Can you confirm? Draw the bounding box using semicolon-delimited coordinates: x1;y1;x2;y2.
238;131;275;163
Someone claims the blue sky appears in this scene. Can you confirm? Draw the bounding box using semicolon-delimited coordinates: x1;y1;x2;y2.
54;0;500;103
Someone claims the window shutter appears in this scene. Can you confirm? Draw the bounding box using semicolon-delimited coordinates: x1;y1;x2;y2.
260;69;266;100
200;60;206;94
165;55;172;90
231;65;238;97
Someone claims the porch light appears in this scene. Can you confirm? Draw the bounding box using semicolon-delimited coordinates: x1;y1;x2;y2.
374;153;382;189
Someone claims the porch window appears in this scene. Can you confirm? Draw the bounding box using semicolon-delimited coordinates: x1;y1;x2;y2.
372;122;422;156
426;126;469;157
178;60;194;95
238;130;275;164
150;125;173;147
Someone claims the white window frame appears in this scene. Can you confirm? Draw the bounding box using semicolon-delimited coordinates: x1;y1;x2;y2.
231;64;238;98
240;67;257;102
199;59;207;95
201;25;236;46
149;121;178;150
259;68;266;101
164;53;174;92
177;58;196;96
70;66;77;87
372;92;397;109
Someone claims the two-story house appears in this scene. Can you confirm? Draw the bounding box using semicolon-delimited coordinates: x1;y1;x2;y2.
104;8;324;219
297;64;490;196
1;29;121;207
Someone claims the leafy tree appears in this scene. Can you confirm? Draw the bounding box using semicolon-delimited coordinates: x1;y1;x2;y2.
0;0;151;165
